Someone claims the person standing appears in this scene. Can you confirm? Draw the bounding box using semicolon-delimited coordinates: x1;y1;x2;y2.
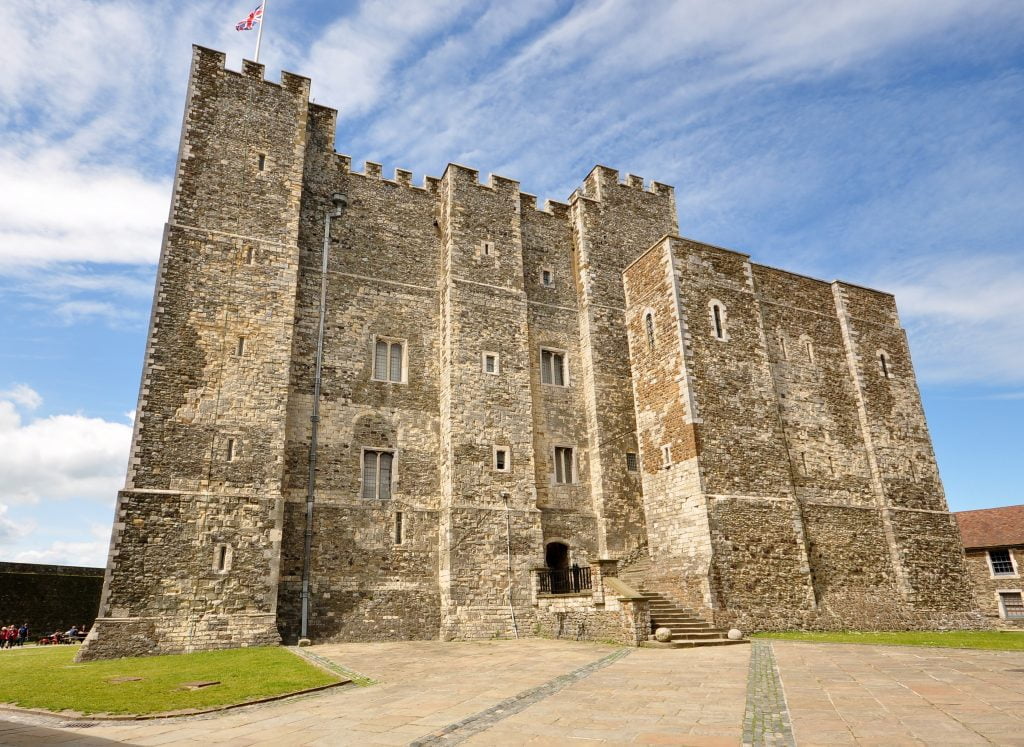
17;623;27;647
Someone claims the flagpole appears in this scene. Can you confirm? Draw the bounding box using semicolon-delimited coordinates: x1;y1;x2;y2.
254;0;267;63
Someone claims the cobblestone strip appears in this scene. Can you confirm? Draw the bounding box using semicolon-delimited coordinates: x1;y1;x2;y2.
742;640;796;747
410;647;633;746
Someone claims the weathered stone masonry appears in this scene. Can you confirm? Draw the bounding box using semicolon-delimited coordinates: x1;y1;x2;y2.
81;47;979;659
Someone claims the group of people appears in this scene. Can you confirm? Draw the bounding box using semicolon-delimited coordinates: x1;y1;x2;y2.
0;623;88;647
0;624;28;647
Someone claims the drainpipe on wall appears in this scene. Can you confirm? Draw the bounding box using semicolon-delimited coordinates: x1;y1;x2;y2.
502;493;520;639
299;192;348;646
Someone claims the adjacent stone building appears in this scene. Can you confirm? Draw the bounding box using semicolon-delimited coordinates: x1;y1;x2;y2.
80;46;981;659
955;505;1024;628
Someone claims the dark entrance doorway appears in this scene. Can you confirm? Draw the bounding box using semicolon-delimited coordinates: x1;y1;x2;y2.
545;542;569;570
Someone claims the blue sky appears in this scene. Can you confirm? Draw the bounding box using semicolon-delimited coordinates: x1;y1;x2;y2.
1;0;1022;566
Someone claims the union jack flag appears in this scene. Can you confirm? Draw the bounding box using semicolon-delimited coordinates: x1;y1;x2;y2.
236;2;264;31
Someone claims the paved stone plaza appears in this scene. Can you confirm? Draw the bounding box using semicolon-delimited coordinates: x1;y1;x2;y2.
1;639;1022;745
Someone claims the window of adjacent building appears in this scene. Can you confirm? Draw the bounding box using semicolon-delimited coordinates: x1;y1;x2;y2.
625;452;639;472
645;312;655;351
395;512;404;545
1000;591;1024;619
362;449;394;500
257;153;266;171
540;348;567;386
989;548;1017;576
373;338;405;383
226;438;235;462
661;444;672;468
493;446;510;472
541;268;555;288
553;446;575;484
236;336;246;356
213;543;232;573
709;300;727;341
482;352;500;375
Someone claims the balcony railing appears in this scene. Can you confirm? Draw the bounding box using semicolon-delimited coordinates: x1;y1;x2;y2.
537;565;592;595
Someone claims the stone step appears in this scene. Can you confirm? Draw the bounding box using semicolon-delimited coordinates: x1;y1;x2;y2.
641;638;749;649
651;620;716;629
670;630;726;640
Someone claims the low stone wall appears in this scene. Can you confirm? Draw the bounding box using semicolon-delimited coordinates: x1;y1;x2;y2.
0;562;103;638
531;562;650;645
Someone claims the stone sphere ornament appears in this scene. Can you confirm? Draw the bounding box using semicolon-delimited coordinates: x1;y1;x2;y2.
727;628;743;640
654;627;673;642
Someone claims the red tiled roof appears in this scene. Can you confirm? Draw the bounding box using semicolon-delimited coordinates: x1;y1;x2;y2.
954;504;1024;549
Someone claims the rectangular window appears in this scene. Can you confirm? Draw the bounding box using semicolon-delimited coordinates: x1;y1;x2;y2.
236;336;246;356
362;450;394;500
373;339;405;383
226;438;235;462
626;452;638;472
257;153;266;171
482;352;499;375
553;446;574;484
540;348;567;386
541;269;554;287
661;445;672;468
989;548;1016;576
1001;592;1024;619
395;512;403;545
494;446;509;472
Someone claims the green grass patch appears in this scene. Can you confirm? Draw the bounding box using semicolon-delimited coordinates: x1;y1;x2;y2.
0;645;341;715
751;630;1024;651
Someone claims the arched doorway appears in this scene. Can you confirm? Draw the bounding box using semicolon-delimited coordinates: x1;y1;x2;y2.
545;542;569;570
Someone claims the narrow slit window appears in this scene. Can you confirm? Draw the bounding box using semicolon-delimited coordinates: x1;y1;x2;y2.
236;336;246;356
800;452;807;473
712;304;725;340
661;445;672;468
395;512;404;545
216;545;228;572
828;456;835;475
625;452;639;472
805;340;815;363
541;348;566;386
553;446;574;484
245;247;254;265
362;450;395;500
645;312;655;351
257;153;266;171
779;336;787;360
482;241;494;256
880;353;890;378
226;438;235;462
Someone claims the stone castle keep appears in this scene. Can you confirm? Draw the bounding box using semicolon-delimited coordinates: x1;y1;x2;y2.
81;46;980;659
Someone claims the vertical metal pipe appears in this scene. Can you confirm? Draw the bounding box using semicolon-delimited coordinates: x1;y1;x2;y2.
300;193;346;642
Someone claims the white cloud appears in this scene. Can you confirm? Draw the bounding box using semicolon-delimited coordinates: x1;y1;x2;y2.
0;393;132;506
0;504;30;544
13;539;109;568
0;384;42;410
0;149;169;269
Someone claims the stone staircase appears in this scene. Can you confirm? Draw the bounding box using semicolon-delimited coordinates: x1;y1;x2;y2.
619;557;748;649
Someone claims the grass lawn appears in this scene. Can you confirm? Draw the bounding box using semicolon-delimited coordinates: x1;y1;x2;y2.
752;630;1024;651
0;645;341;716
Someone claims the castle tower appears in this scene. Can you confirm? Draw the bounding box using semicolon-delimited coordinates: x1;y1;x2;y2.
80;48;310;659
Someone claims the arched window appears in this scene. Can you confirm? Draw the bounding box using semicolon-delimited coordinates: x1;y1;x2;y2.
644;311;655;351
709;300;727;341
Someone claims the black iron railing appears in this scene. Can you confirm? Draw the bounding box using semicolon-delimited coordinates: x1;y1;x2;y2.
537;565;592;595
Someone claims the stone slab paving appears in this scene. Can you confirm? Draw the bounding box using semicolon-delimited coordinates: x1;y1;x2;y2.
1;639;1023;745
772;641;1024;746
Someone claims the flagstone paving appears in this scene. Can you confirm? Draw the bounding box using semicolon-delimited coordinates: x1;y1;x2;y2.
0;638;1020;745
